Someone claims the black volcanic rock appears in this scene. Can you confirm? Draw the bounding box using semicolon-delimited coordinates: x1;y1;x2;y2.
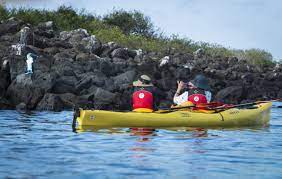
0;19;280;111
0;18;23;36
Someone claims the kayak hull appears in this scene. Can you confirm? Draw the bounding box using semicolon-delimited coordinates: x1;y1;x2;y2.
75;102;272;128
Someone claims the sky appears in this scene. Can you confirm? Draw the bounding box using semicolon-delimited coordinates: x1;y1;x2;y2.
2;0;282;59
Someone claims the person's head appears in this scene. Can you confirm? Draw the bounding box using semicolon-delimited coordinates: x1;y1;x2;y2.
133;75;153;87
190;74;210;90
27;53;38;60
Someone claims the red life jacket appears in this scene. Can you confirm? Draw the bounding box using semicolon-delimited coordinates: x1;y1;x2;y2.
188;89;208;105
132;90;153;110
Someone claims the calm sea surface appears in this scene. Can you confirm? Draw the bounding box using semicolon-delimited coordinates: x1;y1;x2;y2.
0;102;281;178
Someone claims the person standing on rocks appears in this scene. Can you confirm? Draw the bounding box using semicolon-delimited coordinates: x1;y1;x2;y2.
131;75;158;112
173;74;212;105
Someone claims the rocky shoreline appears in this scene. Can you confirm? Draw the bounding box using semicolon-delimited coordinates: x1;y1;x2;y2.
0;18;281;111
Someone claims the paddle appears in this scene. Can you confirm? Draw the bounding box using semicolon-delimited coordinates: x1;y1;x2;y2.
156;102;224;113
156;104;196;113
208;99;282;110
156;99;281;113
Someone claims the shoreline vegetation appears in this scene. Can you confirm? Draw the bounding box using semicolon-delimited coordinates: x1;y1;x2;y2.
0;5;279;67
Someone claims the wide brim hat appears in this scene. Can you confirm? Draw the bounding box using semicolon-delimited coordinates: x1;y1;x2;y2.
191;74;211;90
133;75;153;87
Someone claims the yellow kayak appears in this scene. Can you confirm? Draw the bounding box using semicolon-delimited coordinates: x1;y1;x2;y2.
74;102;272;128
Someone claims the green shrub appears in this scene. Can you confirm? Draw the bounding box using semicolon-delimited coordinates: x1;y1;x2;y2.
103;9;156;38
0;4;8;21
232;49;274;67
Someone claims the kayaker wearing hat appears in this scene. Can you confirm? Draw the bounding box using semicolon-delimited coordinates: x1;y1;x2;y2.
132;75;157;112
173;74;212;105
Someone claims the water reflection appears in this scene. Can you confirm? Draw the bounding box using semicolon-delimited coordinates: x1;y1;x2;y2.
129;128;156;141
75;126;210;138
74;126;270;159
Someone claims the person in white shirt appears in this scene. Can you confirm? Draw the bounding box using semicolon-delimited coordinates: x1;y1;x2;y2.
173;74;212;105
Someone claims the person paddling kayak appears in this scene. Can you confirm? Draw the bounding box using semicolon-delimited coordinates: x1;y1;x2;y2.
131;75;158;112
173;74;212;105
131;75;157;134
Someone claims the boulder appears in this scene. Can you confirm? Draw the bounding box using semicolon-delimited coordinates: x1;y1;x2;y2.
52;60;77;76
241;73;254;84
54;50;76;62
94;88;116;103
214;86;244;104
6;73;55;109
59;28;89;43
127;49;137;59
0;69;11;97
111;48;129;60
99;58;114;76
52;76;78;94
33;35;52;49
8;55;26;80
112;70;136;90
137;61;158;75
35;21;55;38
16;102;27;111
36;93;65;111
75;76;92;91
76;72;107;90
175;67;190;80
58;93;78;109
156;77;176;91
112;61;128;74
59;29;101;54
172;53;194;66
112;89;132;110
0;34;18;44
0;97;13;109
99;42;120;57
37;21;54;30
79;35;101;54
92;88;117;109
0;18;23;36
43;47;60;55
75;53;90;61
277;90;282;99
33;55;54;72
46;39;73;49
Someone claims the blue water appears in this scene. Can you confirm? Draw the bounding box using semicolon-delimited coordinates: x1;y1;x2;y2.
0;103;281;178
